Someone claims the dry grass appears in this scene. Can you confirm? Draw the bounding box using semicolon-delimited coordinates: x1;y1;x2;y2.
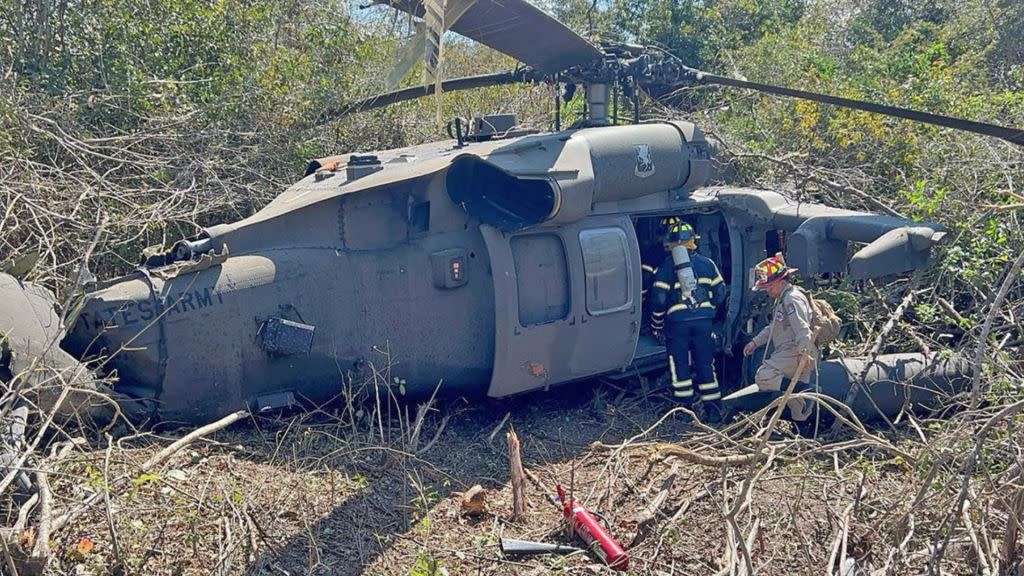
0;370;1016;576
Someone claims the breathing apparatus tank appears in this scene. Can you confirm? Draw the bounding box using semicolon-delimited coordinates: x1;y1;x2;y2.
664;221;699;300
671;244;698;300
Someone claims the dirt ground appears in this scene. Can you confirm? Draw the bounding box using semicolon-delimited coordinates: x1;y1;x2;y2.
20;375;975;576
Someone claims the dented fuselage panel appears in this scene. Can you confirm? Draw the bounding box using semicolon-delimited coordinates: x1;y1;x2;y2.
0;273;121;424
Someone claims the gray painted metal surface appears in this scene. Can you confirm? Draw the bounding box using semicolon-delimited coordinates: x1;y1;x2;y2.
0;273;114;422
376;0;603;73
723;353;970;422
483;214;641;397
0;120;955;426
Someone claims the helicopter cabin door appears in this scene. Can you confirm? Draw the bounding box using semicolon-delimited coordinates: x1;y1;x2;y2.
483;215;641;397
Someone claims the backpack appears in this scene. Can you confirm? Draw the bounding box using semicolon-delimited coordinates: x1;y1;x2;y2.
800;288;842;347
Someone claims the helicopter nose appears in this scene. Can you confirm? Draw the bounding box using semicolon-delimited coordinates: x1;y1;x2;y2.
63;273;164;399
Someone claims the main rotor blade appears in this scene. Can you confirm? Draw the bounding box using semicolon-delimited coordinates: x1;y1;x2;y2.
377;0;603;73
316;70;534;125
673;70;1024;146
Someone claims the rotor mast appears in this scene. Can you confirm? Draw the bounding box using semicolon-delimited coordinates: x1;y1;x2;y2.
585;83;611;125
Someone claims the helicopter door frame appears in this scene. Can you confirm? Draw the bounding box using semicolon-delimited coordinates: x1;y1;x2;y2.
483;215;642;398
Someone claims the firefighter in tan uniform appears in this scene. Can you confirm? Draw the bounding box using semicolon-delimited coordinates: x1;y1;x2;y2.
742;256;816;419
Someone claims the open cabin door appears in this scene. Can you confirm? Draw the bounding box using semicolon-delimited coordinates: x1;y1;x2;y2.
483;215;641;397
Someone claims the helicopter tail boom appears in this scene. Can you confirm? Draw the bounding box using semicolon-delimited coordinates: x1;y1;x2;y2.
725;353;969;422
717;189;946;280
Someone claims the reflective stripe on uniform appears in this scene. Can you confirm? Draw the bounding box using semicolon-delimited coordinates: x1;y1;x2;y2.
698;302;714;309
652;311;665;318
668;303;690;315
698;381;719;391
674;389;695;398
653;281;671;290
668;359;692;391
698;275;724;286
642;264;656;273
700;391;722;401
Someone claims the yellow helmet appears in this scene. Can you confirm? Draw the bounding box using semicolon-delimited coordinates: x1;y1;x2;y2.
658;216;681;233
663;221;698;249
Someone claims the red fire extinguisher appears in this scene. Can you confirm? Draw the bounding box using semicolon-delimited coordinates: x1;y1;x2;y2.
556;484;629;570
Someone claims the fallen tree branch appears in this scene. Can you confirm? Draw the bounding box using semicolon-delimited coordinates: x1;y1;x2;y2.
832;271;923;436
141;410;249;472
729;151;906;218
929;400;1024;574
417;412;450;455
653;444;768;467
103;434;124;572
28;469;50;570
0;532;18;576
507;427;526;522
630;463;678;547
938;297;966;325
970;250;1024;409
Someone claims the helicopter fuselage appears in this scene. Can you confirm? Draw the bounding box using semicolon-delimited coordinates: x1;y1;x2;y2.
62;121;955;424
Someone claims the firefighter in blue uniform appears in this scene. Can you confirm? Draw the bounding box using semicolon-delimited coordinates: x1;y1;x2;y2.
649;222;727;421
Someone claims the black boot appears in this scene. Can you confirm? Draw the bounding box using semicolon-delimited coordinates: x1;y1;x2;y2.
701;401;728;425
674;408;694;424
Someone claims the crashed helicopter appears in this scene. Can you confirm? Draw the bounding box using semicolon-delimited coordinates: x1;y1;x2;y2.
5;0;1023;428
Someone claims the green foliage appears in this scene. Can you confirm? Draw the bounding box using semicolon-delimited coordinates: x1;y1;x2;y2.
901;180;947;218
408;552;444;576
131;472;160;488
814;287;856;313
847;0;948;43
84;465;107;491
0;0;375;180
607;0;807;71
